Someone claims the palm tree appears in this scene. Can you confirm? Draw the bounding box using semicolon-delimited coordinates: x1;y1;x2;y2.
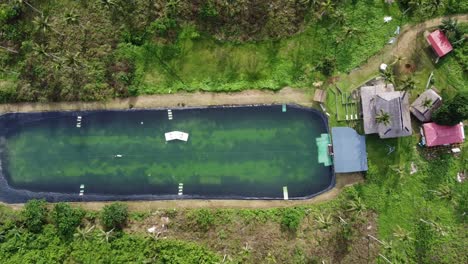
393;225;413;242
419;218;448;237
421;97;433;109
439;18;459;41
315;213;333;230
64;10;79;25
380;68;394;88
431;184;457;204
33;14;52;34
343;26;362;39
391;54;406;67
399;76;416;97
100;0;117;9
32;43;61;61
74;225;95;241
317;0;335;20
98;228;114;243
33;14;63;37
376;109;391;126
424;0;444;16
64;52;82;68
345;196;367;216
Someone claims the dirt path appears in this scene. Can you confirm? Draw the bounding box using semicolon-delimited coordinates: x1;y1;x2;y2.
338;14;468;90
0;87;316;114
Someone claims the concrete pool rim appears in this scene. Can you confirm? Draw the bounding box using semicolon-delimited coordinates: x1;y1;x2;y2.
0;104;335;203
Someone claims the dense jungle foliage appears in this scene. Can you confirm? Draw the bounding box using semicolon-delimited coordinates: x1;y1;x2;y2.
0;0;467;102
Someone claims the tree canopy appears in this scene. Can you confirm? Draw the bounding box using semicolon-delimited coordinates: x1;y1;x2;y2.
432;92;468;125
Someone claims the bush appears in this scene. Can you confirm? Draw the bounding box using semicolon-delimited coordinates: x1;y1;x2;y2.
317;57;336;76
51;203;85;239
100;203;129;231
280;208;304;233
21;199;48;233
432;92;468;125
189;209;215;232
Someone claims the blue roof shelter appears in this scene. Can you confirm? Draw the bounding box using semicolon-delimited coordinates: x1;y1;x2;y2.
331;127;368;173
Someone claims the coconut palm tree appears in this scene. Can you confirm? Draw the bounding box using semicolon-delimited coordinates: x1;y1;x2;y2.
439;18;460;41
100;0;117;9
98;228;114;243
33;15;63;37
419;218;448;237
391;54;406;67
315;213;333;230
380;68;394;88
424;0;444;16
317;0;336;20
376;110;391;126
74;225;95;241
345;196;367;216
64;52;82;69
393;225;414;242
399;76;416;97
32;43;61;61
431;184;457;204
421;97;433;109
33;14;52;34
64;10;80;25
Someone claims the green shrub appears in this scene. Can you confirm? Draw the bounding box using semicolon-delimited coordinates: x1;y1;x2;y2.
51;203;85;239
199;1;218;19
100;203;129;231
280;208;304;233
432;92;468;125
21;199;48;233
189;209;215;232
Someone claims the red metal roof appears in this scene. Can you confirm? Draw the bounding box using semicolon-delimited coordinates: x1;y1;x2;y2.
427;30;453;57
423;122;464;147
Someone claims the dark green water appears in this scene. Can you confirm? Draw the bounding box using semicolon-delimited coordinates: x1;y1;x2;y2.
2;105;332;199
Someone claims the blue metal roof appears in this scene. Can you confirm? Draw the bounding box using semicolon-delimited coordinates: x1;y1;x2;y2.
332;127;368;173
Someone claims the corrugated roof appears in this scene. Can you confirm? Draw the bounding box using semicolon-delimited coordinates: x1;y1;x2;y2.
360;84;394;134
427;30;453;57
410;88;442;122
332;127;368;173
423;122;464;147
360;83;412;138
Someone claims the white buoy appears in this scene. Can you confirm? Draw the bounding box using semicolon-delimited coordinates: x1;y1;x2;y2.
283;186;289;200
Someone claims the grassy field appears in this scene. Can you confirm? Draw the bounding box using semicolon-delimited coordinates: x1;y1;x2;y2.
125;1;403;94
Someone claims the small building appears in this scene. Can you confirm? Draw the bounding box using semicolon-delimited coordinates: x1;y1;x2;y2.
360;83;412;138
410;88;442;122
331;127;368;173
313;89;327;103
422;122;465;147
427;30;453;58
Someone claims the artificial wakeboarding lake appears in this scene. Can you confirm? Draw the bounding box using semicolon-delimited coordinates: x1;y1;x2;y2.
0;105;334;203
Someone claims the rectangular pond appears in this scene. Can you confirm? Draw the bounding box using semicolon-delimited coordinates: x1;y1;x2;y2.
0;105;334;202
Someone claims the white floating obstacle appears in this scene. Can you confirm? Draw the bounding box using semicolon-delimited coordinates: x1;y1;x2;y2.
283;186;289;200
167;109;173;120
76;116;82;128
178;183;183;196
165;131;189;142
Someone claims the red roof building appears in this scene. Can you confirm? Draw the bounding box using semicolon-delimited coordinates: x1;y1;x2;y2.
427;30;453;57
423;122;465;147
